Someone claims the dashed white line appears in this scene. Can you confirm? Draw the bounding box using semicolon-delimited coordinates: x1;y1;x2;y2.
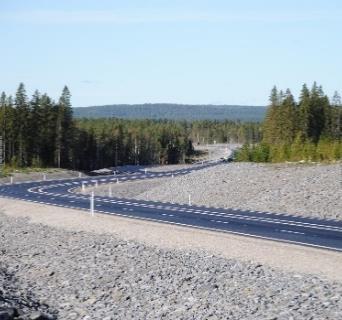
280;229;305;235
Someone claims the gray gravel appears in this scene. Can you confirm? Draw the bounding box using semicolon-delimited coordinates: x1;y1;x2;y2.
86;178;169;199
0;169;84;185
1;213;341;320
136;162;342;220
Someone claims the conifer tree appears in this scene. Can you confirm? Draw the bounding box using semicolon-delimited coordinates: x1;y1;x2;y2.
298;84;311;140
15;83;30;166
56;86;74;167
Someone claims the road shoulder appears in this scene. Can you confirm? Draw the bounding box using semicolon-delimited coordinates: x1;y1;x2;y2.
0;197;341;281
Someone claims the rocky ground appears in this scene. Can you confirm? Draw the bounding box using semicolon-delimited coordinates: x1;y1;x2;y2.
86;162;342;221
1;213;341;320
0;169;84;185
136;162;342;220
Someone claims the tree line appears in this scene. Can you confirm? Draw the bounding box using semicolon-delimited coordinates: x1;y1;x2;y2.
0;83;261;171
237;83;342;162
73;103;266;122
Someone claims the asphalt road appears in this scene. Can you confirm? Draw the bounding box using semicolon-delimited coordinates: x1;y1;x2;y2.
0;161;341;252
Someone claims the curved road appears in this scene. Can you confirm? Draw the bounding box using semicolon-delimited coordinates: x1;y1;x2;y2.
0;161;341;252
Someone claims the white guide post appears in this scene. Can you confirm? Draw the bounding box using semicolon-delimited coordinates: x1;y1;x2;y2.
90;191;94;216
43;173;46;181
108;184;112;197
10;176;13;184
95;180;98;188
144;168;147;174
188;194;191;206
171;174;174;178
116;178;119;184
82;182;85;192
79;172;82;178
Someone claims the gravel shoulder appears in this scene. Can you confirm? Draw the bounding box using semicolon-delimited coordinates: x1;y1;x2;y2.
85;162;341;221
0;200;341;319
0;198;341;281
1;161;341;319
0;169;84;184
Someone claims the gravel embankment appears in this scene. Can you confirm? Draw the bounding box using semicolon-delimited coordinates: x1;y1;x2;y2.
135;163;342;220
85;162;341;220
87;178;169;199
0;169;84;185
1;213;341;320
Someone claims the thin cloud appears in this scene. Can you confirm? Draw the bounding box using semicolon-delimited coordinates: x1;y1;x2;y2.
1;9;340;25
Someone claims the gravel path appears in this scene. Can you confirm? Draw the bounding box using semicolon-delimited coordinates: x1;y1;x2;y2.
1;213;341;320
135;163;342;221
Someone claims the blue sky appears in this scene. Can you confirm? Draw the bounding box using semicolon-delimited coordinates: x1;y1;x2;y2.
1;0;341;107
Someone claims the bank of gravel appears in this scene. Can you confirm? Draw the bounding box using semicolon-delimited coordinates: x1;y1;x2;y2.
0;169;84;185
1;213;341;320
134;162;342;221
85;162;341;221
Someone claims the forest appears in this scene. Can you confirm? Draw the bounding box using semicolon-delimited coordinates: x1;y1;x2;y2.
0;83;260;171
236;83;342;162
73;103;266;122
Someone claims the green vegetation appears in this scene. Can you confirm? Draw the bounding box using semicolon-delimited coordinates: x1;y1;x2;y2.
73;103;266;122
0;84;261;171
236;83;342;162
74;118;260;170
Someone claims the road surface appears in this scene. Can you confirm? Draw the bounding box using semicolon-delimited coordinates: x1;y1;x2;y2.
0;160;341;252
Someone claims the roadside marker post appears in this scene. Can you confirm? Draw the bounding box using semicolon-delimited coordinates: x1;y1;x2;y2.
188;194;191;206
43;173;46;181
82;182;85;192
108;184;112;197
144;169;147;175
90;191;94;216
79;172;82;178
95;180;98;188
171;174;174;178
116;178;119;184
10;176;13;184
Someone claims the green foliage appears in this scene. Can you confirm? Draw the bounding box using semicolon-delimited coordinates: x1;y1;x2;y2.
0;84;74;168
235;144;251;161
0;84;262;171
73;104;266;122
236;83;342;163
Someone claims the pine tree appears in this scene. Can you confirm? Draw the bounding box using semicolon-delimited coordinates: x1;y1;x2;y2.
331;91;342;139
55;86;74;168
263;86;280;144
298;84;311;139
29;90;43;166
279;89;297;144
15;83;30;166
309;82;326;142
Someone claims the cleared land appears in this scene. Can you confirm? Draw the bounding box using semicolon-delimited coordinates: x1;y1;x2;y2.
87;162;342;221
0;201;342;319
1;162;341;319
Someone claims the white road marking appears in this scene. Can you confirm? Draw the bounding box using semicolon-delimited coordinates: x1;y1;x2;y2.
280;229;305;235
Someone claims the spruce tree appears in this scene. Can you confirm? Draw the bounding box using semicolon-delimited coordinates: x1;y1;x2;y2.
15;83;30;166
298;84;311;140
56;86;74;168
29;90;43;166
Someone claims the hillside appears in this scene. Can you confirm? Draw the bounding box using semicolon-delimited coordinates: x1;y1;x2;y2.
73;103;266;121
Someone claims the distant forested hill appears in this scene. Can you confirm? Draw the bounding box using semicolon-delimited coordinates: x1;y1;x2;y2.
73;104;266;121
